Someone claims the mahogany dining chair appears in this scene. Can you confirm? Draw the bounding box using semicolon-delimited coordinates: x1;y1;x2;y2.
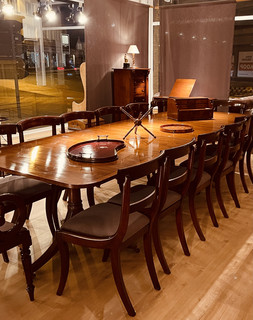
185;129;224;241
213;120;246;219
234;115;253;193
17;115;61;143
55;152;165;317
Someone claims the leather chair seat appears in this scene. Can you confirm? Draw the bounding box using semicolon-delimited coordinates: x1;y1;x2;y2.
61;203;149;241
0;221;31;251
0;175;51;199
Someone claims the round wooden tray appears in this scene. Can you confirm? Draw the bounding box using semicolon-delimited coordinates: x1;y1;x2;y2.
67;139;125;163
160;124;194;133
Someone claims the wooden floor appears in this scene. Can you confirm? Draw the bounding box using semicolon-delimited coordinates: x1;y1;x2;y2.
1;162;253;319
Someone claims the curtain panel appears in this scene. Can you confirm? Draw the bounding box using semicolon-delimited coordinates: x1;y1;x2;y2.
160;0;236;99
85;0;149;109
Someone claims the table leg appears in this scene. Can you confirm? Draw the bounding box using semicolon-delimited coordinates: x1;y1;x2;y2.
65;188;83;220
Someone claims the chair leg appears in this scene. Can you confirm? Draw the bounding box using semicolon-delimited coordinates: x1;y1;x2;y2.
226;171;240;208
102;248;110;262
189;195;205;241
214;175;229;218
56;236;70;296
87;187;95;207
110;247;136;317
175;206;191;255
246;143;253;183
152;219;171;274
62;189;68;201
205;184;219;227
239;157;249;193
143;231;160;290
20;243;35;301
26;204;33;220
2;251;9;263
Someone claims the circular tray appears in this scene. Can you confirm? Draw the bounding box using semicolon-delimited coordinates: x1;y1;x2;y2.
67;139;125;163
160;124;194;133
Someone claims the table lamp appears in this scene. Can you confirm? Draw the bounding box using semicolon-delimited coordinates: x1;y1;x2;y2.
127;45;139;68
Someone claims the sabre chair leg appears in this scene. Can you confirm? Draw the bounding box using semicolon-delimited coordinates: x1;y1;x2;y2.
214;176;229;218
189;195;205;241
110;247;136;317
56;236;70;296
206;184;219;227
175;206;191;255
87;186;95;207
2;251;9;263
239;158;249;193
152;219;171;274
143;232;160;290
102;248;110;262
246;143;253;183
226;171;240;208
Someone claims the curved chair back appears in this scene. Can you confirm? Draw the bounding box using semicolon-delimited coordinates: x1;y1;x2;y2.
60;110;95;133
0;124;17;146
17;116;61;142
95;106;122;126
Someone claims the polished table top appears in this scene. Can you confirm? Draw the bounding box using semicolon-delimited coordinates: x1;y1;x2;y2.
0;112;241;189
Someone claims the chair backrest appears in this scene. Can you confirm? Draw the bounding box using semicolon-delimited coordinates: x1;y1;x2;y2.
0;124;17;146
234;114;253;151
60;111;95;133
0;193;27;243
193;128;224;185
17;116;61;142
219;119;246;170
114;152;165;241
159;138;196;210
124;102;149;118
95;106;122;126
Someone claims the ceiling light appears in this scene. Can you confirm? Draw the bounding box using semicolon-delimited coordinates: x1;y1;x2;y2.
77;11;87;24
45;7;56;22
2;3;14;16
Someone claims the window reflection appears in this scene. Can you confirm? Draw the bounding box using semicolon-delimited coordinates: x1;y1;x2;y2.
0;0;85;123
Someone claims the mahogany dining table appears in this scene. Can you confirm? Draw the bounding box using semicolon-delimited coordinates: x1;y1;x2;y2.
0;111;241;271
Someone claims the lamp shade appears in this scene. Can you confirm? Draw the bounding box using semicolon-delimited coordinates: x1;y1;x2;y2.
127;45;140;54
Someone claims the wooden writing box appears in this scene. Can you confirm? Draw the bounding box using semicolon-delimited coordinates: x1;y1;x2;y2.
167;97;213;121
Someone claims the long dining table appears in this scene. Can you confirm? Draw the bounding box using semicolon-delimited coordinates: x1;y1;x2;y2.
0;111;241;271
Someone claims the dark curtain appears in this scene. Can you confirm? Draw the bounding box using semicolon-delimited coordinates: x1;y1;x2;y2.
85;0;149;110
160;0;236;99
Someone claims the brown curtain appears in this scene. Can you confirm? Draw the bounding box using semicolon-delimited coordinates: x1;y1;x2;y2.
160;0;236;99
85;0;149;110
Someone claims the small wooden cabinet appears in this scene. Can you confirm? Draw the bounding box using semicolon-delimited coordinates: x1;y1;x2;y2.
113;68;149;106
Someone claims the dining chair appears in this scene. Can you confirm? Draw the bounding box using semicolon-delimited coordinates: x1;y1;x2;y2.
234;115;253;193
108;139;195;265
246;118;253;185
94;106;123;126
17;115;61;142
59;110;95;133
55;152;165;317
151;139;196;272
16;116;62;229
0;193;34;301
185;129;224;241
213;120;246;219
